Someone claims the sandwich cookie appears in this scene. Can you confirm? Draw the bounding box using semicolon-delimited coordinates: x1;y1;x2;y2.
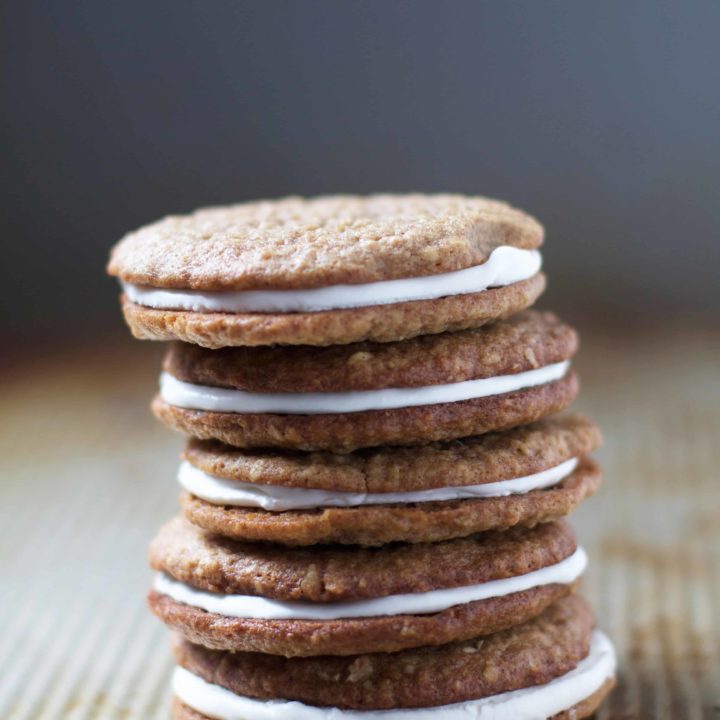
153;310;578;452
179;415;602;546
170;596;616;719
108;194;545;347
148;518;585;657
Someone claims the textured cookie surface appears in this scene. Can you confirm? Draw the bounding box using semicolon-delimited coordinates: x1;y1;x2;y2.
150;580;578;656
180;457;601;546
108;194;543;291
169;595;593;710
163;310;576;392
121;274;545;347
149;518;580;655
149;517;576;601
153;370;578;451
184;415;600;491
156;310;578;450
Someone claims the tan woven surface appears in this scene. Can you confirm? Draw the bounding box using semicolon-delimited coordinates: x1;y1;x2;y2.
1;324;718;718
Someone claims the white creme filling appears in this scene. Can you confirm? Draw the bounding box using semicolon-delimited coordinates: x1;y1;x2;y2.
178;457;579;511
153;546;587;621
172;630;615;720
122;246;542;313
159;360;570;415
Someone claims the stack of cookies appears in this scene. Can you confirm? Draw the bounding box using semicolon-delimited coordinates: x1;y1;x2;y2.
108;195;616;719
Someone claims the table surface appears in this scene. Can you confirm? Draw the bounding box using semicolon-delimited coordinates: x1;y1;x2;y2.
1;323;719;719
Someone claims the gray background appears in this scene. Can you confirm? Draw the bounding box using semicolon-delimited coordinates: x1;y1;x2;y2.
2;0;719;342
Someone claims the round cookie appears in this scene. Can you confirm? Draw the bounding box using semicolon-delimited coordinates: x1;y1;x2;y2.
170;596;616;718
148;518;586;657
108;194;545;347
178;415;602;546
153;310;579;451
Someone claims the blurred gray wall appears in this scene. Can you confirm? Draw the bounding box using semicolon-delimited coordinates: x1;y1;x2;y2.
2;0;719;340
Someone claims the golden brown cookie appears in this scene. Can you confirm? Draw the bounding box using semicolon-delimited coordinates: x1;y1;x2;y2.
108;194;545;346
148;518;586;656
182;415;600;492
162;310;573;392
122;276;546;348
180;457;600;546
110;195;544;291
154;311;579;451
169;596;615;717
178;416;601;546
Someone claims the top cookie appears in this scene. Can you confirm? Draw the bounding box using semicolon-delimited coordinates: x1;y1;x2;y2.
109;195;543;290
109;194;545;347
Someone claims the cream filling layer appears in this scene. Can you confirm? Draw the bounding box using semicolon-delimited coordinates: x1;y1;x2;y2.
160;360;570;415
172;630;615;720
122;246;541;313
178;457;579;511
153;547;587;621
